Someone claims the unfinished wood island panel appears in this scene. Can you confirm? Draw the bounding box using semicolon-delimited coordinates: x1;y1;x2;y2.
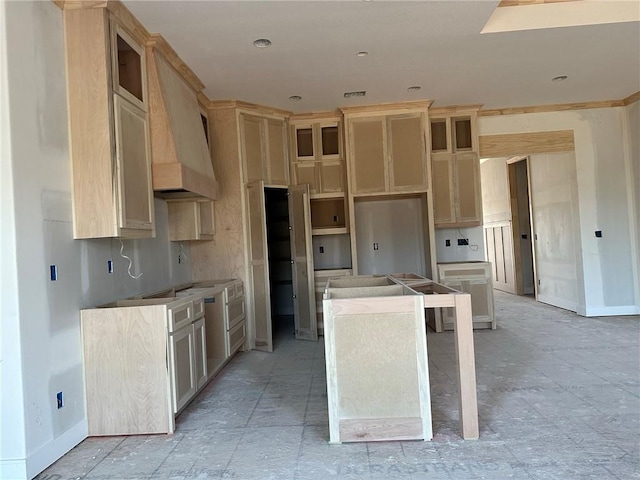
323;275;432;443
64;7;154;239
389;274;479;439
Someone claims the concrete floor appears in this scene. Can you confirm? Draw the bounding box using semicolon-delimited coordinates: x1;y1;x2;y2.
36;291;639;479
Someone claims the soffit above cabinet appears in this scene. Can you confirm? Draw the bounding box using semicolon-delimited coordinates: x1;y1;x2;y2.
147;47;220;200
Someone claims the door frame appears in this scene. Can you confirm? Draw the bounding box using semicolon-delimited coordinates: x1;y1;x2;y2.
506;155;537;297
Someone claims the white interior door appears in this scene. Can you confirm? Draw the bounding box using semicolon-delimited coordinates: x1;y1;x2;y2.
246;181;272;351
529;152;580;312
288;185;317;341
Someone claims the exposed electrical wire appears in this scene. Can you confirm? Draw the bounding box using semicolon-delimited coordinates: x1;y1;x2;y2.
179;242;189;263
457;229;479;252
119;239;143;279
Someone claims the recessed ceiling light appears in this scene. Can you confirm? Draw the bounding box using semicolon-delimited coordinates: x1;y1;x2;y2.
253;38;272;48
552;75;568;82
357;51;368;57
289;95;302;102
407;85;422;92
344;90;366;98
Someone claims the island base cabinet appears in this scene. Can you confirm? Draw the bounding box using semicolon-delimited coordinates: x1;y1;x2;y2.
323;278;432;444
437;262;495;329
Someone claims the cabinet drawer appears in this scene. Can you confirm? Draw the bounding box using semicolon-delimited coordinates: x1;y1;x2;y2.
168;302;193;333
227;320;245;357
227;296;245;331
192;297;204;319
225;284;236;302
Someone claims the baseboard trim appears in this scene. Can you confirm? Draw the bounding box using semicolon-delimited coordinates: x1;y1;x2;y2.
580;305;640;317
26;420;87;479
537;295;577;313
0;459;27;480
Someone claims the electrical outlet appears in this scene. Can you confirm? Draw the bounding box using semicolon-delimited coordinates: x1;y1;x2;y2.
178;254;182;264
56;392;63;409
107;260;114;274
595;230;602;238
373;243;379;251
50;265;58;281
319;246;324;253
457;238;469;246
333;215;338;223
445;239;451;247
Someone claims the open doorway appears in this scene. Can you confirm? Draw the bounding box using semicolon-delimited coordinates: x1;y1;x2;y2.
246;181;317;352
264;188;294;338
508;157;535;296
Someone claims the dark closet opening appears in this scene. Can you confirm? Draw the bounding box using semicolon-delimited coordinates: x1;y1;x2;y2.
264;188;295;337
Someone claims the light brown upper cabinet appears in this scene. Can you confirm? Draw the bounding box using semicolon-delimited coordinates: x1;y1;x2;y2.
147;43;219;200
240;113;289;187
290;114;348;235
167;200;215;242
111;21;146;111
429;107;482;228
432;152;482;227
290;115;346;197
343;106;429;196
64;7;154;239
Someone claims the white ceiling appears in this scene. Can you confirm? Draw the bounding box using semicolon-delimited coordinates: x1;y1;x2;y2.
124;0;640;113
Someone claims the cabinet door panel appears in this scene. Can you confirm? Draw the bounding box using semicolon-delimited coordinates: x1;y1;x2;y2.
432;154;454;225
198;201;215;237
170;326;196;413
455;153;481;224
110;21;146;110
114;96;153;231
294;163;320;193
319;161;344;194
350;119;386;194
241;114;264;183
246;181;272;352
267;119;288;185
193;319;207;389
388;115;427;192
288;184;317;341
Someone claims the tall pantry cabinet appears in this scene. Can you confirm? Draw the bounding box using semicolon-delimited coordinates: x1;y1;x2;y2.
64;6;154;239
429;106;483;228
341;102;437;278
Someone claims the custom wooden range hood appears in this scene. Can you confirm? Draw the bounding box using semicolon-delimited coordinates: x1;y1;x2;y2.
147;35;219;200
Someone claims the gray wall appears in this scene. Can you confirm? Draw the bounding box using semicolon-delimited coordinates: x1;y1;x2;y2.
0;2;192;478
479;106;640;315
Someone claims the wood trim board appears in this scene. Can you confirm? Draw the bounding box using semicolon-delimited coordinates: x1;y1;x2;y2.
479;130;574;157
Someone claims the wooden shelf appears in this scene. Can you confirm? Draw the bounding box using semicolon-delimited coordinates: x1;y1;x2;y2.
312;227;349;236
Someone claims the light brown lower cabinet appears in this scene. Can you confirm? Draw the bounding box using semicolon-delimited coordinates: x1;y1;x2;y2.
437;261;495;329
81;281;245;436
82;297;196;435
